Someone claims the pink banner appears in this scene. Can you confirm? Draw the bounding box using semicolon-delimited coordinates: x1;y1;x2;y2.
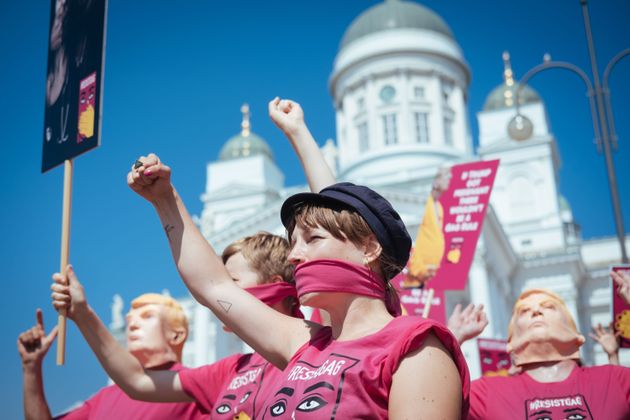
612;265;630;349
426;160;499;290
477;338;511;377
392;270;447;324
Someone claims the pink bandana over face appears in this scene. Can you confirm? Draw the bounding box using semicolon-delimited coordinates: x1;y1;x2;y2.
294;259;402;316
245;282;304;318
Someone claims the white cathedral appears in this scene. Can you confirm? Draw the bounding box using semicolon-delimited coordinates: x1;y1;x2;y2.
111;0;628;377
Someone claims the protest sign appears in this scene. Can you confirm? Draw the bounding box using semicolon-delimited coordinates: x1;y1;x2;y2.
393;269;447;324
612;265;630;349
42;0;107;172
42;0;108;364
407;160;500;291
477;338;511;377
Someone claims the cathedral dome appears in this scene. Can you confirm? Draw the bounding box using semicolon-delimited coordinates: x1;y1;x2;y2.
483;83;541;111
340;0;454;49
219;104;274;162
483;51;541;111
219;132;273;161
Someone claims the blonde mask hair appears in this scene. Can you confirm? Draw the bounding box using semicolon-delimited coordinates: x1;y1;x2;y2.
129;293;188;359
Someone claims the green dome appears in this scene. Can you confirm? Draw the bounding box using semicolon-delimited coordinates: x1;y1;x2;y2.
219;132;273;161
340;0;454;49
483;83;541;111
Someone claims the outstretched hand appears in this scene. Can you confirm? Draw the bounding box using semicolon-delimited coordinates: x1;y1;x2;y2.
612;270;630;306
17;309;58;367
268;97;306;137
447;303;488;344
51;265;88;320
127;153;173;204
588;322;620;357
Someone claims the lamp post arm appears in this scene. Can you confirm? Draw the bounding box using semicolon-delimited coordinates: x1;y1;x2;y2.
602;48;630;150
514;61;600;150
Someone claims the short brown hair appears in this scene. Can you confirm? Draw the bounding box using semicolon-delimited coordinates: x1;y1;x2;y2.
287;204;401;280
222;232;294;284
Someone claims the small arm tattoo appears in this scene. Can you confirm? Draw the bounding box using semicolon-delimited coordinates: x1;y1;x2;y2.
218;300;233;313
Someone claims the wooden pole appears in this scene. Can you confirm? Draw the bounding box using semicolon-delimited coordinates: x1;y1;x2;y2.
56;159;73;365
422;288;435;319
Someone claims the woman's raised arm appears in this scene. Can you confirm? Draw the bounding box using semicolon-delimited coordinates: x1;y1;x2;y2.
127;154;316;367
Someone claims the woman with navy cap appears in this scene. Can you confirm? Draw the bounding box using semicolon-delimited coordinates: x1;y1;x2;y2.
128;99;469;419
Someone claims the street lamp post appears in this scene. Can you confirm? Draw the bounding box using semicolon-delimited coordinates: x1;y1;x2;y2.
508;0;629;263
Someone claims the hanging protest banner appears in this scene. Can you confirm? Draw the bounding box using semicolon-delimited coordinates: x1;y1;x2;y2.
612;265;630;349
477;338;511;377
405;159;500;291
42;0;107;172
42;0;108;365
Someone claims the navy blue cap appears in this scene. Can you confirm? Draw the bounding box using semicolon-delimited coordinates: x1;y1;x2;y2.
280;182;411;276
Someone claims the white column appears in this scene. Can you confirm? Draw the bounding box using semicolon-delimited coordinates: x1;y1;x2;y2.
193;303;211;366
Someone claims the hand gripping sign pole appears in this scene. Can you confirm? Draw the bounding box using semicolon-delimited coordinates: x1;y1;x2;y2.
42;0;107;364
57;160;73;365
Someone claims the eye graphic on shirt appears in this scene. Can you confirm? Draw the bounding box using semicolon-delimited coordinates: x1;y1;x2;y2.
214;358;268;418
525;394;592;420
239;391;252;404
215;393;236;415
269;400;287;417
262;354;359;419
296;395;328;412
268;387;293;417
216;403;231;414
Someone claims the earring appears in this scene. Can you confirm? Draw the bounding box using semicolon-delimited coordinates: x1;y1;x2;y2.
362;255;369;267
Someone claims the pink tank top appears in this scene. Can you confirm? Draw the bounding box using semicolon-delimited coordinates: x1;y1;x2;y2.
257;316;470;419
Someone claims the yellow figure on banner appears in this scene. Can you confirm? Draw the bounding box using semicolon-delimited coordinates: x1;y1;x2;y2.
404;167;452;288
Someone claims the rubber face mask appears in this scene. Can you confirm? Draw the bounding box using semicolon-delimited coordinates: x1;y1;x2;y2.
507;292;585;366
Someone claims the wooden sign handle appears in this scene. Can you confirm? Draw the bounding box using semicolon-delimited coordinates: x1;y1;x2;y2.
422;288;435;319
56;160;73;365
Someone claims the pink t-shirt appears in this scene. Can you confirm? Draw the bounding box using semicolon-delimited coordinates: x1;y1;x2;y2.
55;363;207;420
180;352;283;419
257;316;470;419
470;365;630;419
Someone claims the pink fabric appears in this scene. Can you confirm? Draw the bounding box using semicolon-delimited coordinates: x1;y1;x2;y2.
294;259;401;316
470;365;630;419
180;352;283;419
245;282;304;318
257;316;470;419
55;363;207;420
310;308;323;324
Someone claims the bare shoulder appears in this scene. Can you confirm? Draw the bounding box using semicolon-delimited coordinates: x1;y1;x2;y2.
389;332;463;420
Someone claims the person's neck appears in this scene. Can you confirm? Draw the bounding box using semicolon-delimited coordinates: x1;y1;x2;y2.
270;299;294;317
133;348;180;369
521;359;577;383
324;295;393;341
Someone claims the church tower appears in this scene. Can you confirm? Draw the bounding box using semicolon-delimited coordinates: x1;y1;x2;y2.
198;104;284;238
477;52;579;254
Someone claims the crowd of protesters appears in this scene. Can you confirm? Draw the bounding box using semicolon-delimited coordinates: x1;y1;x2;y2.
19;98;629;419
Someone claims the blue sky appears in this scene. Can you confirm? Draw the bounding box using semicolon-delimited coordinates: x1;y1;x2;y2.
1;0;629;417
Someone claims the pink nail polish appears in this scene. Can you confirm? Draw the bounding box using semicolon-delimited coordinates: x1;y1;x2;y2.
144;170;152;176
